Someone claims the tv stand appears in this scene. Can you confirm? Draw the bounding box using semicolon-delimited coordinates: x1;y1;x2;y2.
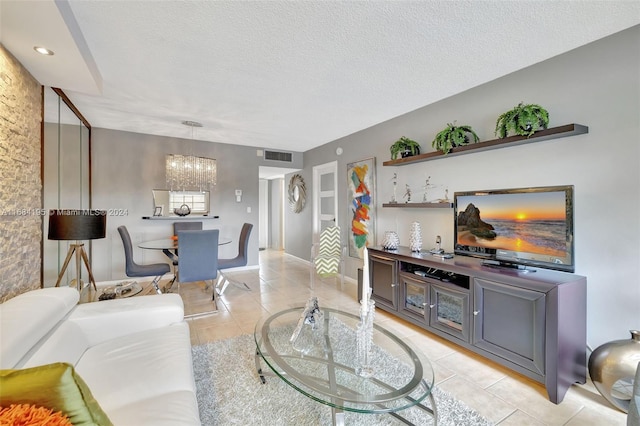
367;246;586;404
481;259;536;273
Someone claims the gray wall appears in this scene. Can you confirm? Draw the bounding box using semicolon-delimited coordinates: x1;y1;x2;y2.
285;25;640;349
88;128;293;281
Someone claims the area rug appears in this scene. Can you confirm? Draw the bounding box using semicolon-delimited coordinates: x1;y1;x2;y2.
192;333;493;425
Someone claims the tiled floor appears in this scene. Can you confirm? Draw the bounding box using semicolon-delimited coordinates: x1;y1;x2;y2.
179;249;627;425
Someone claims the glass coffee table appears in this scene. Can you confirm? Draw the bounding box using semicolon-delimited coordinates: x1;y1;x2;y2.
254;306;437;425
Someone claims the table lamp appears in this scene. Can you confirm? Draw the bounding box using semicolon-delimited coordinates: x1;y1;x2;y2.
48;209;106;291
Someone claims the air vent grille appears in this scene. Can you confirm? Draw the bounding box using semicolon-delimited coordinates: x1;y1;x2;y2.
264;150;292;162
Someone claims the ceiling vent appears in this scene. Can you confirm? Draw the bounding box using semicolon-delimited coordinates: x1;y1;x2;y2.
264;150;292;162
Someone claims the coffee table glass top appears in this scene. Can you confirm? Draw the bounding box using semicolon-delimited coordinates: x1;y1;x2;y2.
254;306;434;414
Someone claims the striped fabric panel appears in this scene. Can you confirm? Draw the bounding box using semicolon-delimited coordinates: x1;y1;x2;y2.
315;226;341;276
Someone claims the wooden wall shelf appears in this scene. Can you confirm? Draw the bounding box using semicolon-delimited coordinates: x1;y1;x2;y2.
382;202;452;209
382;124;588;167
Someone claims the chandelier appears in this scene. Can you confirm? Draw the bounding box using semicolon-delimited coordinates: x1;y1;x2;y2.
166;121;217;191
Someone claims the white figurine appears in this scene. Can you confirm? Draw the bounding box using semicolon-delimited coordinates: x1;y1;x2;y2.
404;184;411;203
391;173;398;203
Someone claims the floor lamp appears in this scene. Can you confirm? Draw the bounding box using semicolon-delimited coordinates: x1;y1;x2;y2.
48;209;106;291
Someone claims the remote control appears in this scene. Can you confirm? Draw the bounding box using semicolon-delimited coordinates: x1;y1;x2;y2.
432;252;453;259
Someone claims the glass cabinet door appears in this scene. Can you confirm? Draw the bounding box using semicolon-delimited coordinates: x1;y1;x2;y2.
400;274;428;322
429;283;470;342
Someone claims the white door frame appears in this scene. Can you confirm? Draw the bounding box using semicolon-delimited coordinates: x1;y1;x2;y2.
312;161;338;241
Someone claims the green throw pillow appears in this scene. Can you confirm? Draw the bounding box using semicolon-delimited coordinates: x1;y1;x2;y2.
0;362;112;426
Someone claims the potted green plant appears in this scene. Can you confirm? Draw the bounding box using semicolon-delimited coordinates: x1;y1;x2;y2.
432;122;479;154
495;102;550;138
390;136;421;160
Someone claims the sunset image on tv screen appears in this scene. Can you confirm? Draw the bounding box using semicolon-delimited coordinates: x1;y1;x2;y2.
456;191;567;257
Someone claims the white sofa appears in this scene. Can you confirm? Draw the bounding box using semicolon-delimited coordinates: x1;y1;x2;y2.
0;287;200;425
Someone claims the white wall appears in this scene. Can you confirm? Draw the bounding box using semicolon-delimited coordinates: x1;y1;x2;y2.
258;179;268;249
287;26;640;348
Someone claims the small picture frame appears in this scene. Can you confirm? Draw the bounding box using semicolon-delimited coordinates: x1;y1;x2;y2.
153;206;163;217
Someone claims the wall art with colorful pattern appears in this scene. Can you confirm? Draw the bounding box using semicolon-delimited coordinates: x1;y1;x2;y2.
347;157;376;259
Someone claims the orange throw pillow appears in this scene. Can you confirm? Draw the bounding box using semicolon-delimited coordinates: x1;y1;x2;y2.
0;403;73;426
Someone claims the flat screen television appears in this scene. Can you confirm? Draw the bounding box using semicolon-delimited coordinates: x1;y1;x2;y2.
454;185;575;272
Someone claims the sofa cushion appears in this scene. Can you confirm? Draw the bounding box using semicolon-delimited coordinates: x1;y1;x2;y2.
20;294;184;369
100;390;200;426
0;362;112;426
20;321;90;369
74;321;199;424
0;288;79;369
66;293;184;347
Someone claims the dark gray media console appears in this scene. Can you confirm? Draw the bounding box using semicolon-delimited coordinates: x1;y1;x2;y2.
367;246;587;404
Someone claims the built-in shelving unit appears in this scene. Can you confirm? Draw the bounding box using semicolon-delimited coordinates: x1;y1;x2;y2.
382;202;452;208
382;124;588;167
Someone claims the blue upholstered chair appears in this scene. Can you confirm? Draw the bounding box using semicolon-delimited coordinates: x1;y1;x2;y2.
215;223;253;296
163;221;203;290
117;226;170;294
177;229;219;311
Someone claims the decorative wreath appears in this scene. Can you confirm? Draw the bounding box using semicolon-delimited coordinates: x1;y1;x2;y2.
288;174;307;213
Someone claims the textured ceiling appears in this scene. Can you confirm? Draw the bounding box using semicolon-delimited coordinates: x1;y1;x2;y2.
2;1;639;152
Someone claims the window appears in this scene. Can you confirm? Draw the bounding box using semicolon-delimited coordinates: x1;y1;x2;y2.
169;191;208;214
152;190;210;216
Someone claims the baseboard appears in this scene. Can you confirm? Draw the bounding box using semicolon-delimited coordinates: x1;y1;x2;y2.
283;252;357;285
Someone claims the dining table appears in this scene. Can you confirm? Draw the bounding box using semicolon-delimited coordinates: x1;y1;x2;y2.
138;236;232;251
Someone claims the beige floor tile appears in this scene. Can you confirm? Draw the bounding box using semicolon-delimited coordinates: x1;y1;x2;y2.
190;310;235;325
436;350;508;389
487;375;582;425
561;382;627;425
259;301;297;313
497;409;545;426
404;330;458;361
187;321;200;346
229;307;269;324
564;405;626;425
196;322;244;342
428;357;456;385
437;375;517;423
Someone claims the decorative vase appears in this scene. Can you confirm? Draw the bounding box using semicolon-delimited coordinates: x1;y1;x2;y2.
174;203;191;216
381;231;399;250
409;222;422;252
588;330;640;413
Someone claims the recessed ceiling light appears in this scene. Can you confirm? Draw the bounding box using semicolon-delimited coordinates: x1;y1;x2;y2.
33;46;54;56
182;120;203;127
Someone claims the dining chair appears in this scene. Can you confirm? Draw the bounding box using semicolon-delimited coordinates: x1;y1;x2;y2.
310;225;345;289
117;225;170;294
215;223;253;296
177;229;219;312
163;221;204;290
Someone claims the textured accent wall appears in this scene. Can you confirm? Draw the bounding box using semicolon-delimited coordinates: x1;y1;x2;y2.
0;44;43;302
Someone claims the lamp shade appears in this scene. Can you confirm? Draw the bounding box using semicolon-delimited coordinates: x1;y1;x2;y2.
48;210;106;240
